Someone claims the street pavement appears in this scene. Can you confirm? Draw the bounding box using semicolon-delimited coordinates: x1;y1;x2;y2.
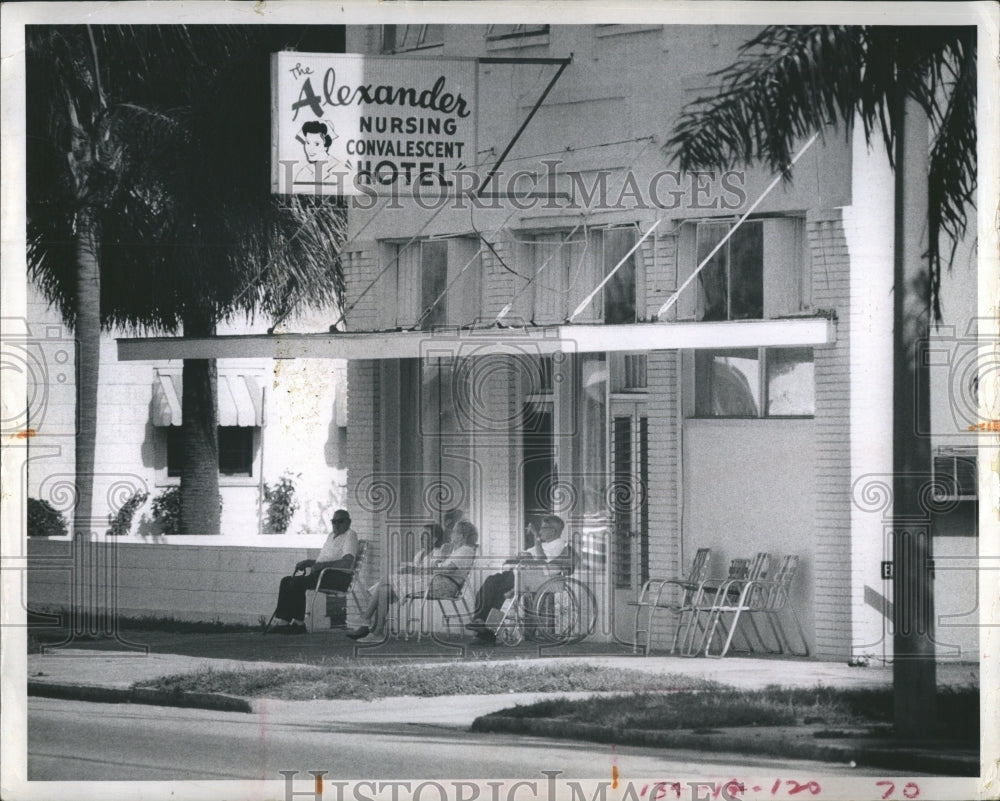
18;632;983;782
28;696;918;781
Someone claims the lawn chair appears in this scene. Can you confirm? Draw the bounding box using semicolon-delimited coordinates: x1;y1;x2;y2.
629;548;711;656
754;554;810;656
675;556;750;656
305;540;368;632
399;565;474;641
695;551;773;658
265;541;368;634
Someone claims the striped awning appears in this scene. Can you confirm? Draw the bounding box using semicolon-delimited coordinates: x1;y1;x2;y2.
151;372;263;427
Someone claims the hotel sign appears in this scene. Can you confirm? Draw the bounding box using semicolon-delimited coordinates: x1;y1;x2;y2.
271;52;477;196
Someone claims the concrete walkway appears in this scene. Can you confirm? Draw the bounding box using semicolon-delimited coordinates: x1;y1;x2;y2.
28;646;977;695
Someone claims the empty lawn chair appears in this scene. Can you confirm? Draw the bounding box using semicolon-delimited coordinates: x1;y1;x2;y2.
630;548;711;656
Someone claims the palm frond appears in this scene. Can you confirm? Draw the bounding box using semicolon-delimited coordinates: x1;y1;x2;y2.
665;25;977;319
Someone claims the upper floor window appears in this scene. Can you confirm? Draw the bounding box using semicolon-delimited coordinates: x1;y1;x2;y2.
526;226;642;325
381;237;482;330
381;25;444;54
697;220;763;321
694;347;814;418
486;25;550;45
675;217;808;322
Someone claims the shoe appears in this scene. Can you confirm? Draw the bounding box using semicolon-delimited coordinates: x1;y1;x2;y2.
474;630;496;645
346;626;371;640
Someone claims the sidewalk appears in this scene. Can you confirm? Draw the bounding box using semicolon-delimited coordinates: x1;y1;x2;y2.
26;631;981;777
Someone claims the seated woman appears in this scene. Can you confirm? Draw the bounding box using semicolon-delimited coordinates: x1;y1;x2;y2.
347;520;478;640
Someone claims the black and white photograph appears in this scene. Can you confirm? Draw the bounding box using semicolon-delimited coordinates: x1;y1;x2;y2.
1;2;996;800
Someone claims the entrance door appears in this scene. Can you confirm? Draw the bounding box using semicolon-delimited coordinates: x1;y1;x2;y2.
610;400;649;638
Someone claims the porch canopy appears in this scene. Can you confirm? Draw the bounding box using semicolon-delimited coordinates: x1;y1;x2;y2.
119;318;836;362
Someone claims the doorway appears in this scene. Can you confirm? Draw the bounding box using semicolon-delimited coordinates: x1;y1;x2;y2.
610;399;648;637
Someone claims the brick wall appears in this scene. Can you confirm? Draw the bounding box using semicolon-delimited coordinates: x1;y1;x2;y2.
26;538;362;627
808;210;853;659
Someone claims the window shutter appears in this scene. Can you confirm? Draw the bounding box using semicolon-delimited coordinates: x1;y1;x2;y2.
763;218;807;318
570;232;602;323
376;244;398;330
532;232;566;324
672;223;698;321
447;237;483;327
396;242;422;328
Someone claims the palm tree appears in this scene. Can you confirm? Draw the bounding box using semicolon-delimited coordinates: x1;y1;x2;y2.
25;25;222;541
27;25;346;539
109;27;346;537
665;25;976;735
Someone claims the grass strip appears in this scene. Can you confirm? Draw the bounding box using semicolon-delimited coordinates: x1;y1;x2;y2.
135;662;720;701
473;686;979;739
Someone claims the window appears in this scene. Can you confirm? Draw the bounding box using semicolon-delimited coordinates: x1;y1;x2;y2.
381;24;444;53
934;447;977;500
695;347;814;417
611;353;647;392
166;426;256;477
526;227;641;324
383;237;482;329
697;220;763;321
675;217;807;322
219;427;254;476
486;24;549;44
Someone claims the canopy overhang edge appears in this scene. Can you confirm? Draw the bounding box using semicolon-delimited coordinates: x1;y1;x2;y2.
117;318;836;362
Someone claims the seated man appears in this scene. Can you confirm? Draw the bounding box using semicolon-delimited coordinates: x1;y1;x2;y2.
270;509;358;634
465;514;576;644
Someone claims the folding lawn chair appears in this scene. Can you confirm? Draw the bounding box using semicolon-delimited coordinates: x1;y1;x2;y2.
629;548;712;655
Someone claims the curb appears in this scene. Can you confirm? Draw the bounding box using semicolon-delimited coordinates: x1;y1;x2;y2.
471;716;978;777
28;681;252;713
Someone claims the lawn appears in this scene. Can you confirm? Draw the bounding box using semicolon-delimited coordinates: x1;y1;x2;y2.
472;685;980;741
135;662;719;701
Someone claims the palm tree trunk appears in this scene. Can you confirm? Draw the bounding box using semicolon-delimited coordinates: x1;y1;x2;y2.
73;213;100;542
892;92;936;735
180;313;220;536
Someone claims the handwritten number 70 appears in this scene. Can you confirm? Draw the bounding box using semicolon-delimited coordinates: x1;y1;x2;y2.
876;781;920;799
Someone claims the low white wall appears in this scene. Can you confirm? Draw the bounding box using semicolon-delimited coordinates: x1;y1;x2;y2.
27;538;372;627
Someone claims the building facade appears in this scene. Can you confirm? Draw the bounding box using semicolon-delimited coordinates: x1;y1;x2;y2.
337;23;979;658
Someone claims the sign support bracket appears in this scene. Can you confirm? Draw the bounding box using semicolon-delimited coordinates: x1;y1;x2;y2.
475;55;573;197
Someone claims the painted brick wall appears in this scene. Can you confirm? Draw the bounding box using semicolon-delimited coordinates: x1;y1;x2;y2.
346;358;378;592
808;210;854;659
26;538;364;627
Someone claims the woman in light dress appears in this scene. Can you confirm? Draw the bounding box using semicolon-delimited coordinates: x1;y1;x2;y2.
347;519;478;639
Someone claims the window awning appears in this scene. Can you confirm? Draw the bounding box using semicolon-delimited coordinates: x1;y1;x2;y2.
151;372;264;427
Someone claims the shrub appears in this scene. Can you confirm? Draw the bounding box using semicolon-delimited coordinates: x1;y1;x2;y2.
106;491;149;537
27;498;68;538
263;472;299;534
150;487;182;535
149;487;222;535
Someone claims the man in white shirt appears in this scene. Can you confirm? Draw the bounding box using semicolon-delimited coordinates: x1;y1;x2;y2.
270;509;358;634
465;514;577;643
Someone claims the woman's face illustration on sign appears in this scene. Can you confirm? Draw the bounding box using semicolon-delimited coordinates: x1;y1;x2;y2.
300;120;336;163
